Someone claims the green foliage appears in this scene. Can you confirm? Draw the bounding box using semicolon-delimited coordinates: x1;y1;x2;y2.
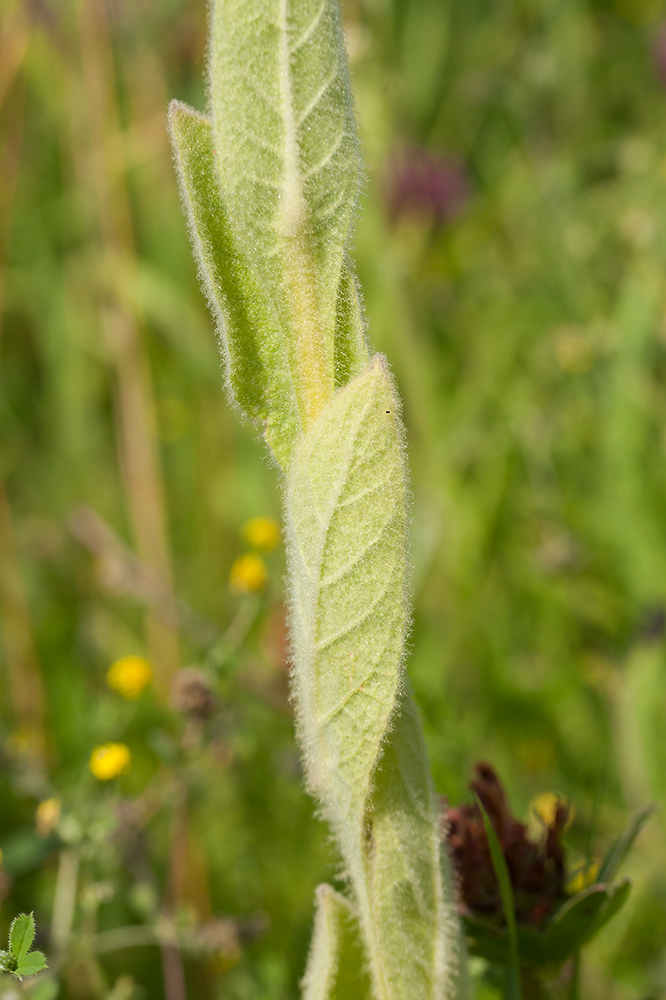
597;804;656;883
477;802;522;1000
2;0;666;997
301;885;370;999
285;360;406;837
169;101;302;468
209;0;361;425
172;1;467;994
0;914;47;980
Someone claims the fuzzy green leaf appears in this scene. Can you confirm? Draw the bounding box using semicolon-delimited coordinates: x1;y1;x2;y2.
10;913;35;962
15;952;47;979
287;361;465;999
168;101;301;468
286;357;408;840
210;0;361;421
301;885;371;1000
333;261;369;388
359;690;467;1000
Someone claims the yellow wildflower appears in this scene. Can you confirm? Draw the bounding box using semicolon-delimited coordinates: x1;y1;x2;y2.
566;859;600;895
229;554;267;594
36;797;61;837
107;655;153;699
242;516;280;551
531;792;573;829
89;743;131;781
528;792;573;842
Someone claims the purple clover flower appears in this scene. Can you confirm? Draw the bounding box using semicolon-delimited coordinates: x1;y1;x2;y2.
386;148;469;225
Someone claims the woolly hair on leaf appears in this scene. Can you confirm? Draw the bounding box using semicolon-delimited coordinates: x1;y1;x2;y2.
168;101;301;469
284;357;408;844
301;884;371;1000
284;358;466;999
209;0;362;425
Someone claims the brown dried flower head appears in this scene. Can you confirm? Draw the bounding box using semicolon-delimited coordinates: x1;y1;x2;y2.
443;762;570;927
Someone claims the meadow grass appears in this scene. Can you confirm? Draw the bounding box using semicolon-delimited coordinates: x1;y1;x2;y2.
1;0;665;997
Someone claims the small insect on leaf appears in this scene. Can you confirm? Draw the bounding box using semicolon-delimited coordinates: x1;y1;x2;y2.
10;913;35;962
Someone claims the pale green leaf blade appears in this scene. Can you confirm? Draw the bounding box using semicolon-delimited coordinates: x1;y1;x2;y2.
360;691;468;1000
301;885;371;1000
334;261;369;388
168;100;301;468
285;357;408;842
211;0;361;409
15;952;47;979
10;914;35;962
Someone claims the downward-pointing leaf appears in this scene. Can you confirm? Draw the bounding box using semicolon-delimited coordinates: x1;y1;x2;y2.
10;913;35;962
168;101;301;468
301;885;371;999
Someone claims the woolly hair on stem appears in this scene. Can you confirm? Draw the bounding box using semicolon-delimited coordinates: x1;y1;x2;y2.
168;0;467;996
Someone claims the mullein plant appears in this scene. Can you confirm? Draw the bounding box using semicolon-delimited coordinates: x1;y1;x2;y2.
168;0;466;997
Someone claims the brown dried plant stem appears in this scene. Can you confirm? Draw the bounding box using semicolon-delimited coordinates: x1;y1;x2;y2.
0;483;49;759
75;0;179;693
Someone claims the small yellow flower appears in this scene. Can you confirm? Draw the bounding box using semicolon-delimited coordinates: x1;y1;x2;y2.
532;792;573;829
566;859;601;895
89;743;131;781
107;655;153;699
36;797;61;837
229;554;268;594
242;516;280;552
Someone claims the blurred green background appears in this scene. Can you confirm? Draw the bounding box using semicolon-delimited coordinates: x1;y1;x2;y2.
1;0;666;997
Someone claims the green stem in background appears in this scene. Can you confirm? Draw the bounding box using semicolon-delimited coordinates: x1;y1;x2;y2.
50;850;79;955
566;952;581;1000
169;1;467;996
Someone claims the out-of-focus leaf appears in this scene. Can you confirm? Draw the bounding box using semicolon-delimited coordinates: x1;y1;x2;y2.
597;805;655;883
25;977;59;1000
0;830;55;877
585;879;632;941
542;885;609;965
463;914;546;970
477;800;522;1000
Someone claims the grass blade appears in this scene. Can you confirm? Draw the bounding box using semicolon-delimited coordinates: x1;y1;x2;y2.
477;798;523;1000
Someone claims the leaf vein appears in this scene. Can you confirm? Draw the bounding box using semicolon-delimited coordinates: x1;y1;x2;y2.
296;67;339;128
289;0;327;56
